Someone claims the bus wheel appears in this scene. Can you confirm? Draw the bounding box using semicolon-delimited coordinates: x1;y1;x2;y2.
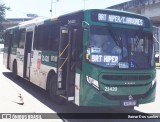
49;75;66;105
12;62;18;79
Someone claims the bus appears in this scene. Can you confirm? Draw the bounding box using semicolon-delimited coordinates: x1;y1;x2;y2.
3;9;156;107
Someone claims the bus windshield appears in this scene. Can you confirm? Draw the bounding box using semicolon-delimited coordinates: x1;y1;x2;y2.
86;26;154;69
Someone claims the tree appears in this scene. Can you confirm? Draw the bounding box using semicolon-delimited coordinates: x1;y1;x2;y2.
0;1;9;43
0;1;9;29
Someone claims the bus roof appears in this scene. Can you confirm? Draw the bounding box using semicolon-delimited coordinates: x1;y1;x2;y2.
5;9;151;31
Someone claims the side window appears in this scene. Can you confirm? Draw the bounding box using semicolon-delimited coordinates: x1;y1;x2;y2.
43;25;50;50
72;28;83;60
33;24;60;51
33;25;50;50
38;25;44;50
33;27;38;50
13;30;19;48
18;29;26;49
49;24;59;51
4;32;10;47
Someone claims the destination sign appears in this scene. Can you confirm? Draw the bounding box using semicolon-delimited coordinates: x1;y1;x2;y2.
97;13;144;26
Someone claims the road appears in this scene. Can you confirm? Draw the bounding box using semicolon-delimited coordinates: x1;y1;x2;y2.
135;68;160;113
0;53;160;122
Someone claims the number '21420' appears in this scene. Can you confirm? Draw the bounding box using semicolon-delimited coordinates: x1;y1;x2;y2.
105;87;117;92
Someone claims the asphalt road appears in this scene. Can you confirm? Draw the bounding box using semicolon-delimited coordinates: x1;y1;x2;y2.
0;53;160;122
135;68;160;113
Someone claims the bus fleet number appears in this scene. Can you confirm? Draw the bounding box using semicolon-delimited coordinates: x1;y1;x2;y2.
105;87;117;92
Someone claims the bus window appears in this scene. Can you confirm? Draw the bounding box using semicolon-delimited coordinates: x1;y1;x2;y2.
43;25;50;50
33;25;50;50
33;26;42;50
13;30;19;48
86;26;154;69
33;24;60;51
33;27;38;50
18;29;25;49
49;25;59;51
4;32;11;47
72;28;83;61
39;25;47;50
37;25;44;50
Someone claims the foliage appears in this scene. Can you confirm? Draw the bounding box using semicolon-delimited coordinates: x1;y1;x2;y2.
0;1;9;29
0;1;10;43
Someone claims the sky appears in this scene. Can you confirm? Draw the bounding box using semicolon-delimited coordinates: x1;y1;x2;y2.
2;0;131;18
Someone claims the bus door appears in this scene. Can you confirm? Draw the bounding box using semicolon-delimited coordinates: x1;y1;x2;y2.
57;26;81;101
69;27;81;100
57;27;69;97
23;29;33;79
5;32;12;69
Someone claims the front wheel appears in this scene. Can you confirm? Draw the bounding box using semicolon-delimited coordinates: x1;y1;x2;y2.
48;75;66;105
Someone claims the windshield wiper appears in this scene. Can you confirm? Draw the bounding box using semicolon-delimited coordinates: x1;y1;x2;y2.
108;26;124;57
108;27;120;47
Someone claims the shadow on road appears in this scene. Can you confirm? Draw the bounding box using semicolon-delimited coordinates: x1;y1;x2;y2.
2;72;160;122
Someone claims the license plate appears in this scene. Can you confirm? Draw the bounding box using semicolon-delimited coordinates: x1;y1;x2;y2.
123;100;137;106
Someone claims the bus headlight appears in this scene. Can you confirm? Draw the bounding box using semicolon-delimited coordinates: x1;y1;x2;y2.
86;76;99;90
152;79;156;87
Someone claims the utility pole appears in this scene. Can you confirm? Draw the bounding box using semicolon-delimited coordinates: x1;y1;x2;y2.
50;0;59;17
83;0;85;9
50;0;53;17
83;0;89;9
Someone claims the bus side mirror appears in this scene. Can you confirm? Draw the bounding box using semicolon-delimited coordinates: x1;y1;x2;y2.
82;21;90;29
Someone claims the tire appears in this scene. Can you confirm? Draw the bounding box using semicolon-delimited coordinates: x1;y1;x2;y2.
12;62;18;79
48;75;66;105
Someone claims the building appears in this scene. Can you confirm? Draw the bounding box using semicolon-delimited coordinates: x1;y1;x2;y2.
2;18;32;29
108;0;160;26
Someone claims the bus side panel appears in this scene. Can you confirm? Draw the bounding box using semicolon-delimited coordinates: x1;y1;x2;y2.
39;51;57;89
30;50;41;86
16;48;24;77
3;51;8;68
3;32;12;69
39;63;56;89
75;73;81;105
9;54;16;71
30;50;57;89
8;47;17;71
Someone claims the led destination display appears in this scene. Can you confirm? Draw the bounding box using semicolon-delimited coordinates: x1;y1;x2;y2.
98;13;144;26
91;11;146;26
98;13;143;26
